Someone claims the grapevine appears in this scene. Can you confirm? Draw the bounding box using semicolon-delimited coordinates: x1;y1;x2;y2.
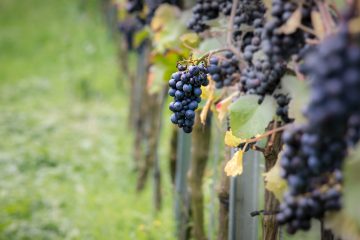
121;0;360;238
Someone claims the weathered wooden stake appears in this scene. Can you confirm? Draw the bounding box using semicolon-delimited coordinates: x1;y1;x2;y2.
132;41;150;171
263;122;283;240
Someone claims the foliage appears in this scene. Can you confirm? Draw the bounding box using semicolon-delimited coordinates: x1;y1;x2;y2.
229;96;276;139
224;150;244;176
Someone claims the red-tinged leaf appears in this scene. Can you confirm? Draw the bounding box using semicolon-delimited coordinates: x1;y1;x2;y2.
216;94;235;123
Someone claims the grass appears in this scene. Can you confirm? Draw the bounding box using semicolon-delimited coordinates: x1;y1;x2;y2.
0;0;174;239
1;0;359;239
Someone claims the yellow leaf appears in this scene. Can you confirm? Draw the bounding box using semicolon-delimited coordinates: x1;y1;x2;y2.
150;5;180;32
180;33;200;48
200;82;215;125
325;211;360;240
201;84;211;100
216;95;233;123
200;97;213;125
349;17;360;34
224;150;244;176
279;8;302;34
263;158;288;201
311;11;325;40
224;130;245;147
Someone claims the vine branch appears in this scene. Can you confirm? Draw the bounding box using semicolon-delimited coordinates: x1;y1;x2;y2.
226;0;245;66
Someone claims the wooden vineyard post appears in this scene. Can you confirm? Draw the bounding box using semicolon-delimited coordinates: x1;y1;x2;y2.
132;41;150;171
263;122;283;240
228;150;260;240
175;130;192;240
152;88;168;210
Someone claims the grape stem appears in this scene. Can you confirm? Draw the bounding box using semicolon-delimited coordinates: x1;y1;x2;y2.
299;24;317;37
197;48;232;63
244;124;290;145
268;120;278;147
182;41;205;55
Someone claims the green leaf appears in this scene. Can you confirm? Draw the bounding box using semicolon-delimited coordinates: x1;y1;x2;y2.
180;33;200;48
194;37;224;58
149;51;183;94
281;75;309;124
324;143;360;240
150;4;187;53
134;27;150;49
229;95;275;139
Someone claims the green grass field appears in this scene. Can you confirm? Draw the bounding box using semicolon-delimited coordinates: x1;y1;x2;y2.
0;0;174;239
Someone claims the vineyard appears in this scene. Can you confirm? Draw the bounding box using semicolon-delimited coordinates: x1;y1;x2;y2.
1;0;360;239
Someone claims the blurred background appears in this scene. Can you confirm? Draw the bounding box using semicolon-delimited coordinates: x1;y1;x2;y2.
0;0;174;239
1;0;360;240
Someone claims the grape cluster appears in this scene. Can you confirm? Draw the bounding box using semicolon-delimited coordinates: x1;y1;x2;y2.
277;27;360;233
219;0;232;15
261;0;316;63
207;52;240;89
232;0;266;48
278;127;343;234
187;0;220;33
229;1;285;102
240;59;285;100
126;0;143;13
275;94;293;123
169;63;209;133
188;0;265;36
